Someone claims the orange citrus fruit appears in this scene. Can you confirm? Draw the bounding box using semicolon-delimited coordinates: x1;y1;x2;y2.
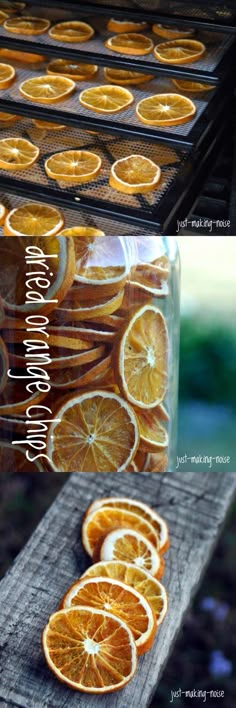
0;62;15;88
0;137;39;171
0;1;25;12
0;202;7;224
3;202;64;236
82;560;168;625
136;93;196;126
4;16;50;34
127;263;169;296
47;59;98;81
64;231;130;297
0;48;45;63
172;78;214;92
42;606;137;693
107;18;148;33
0;378;47;415
56;288;124;322
104;66;153;84
32;119;66;130
0;334;8;393
105;33;154;55
47;390;139;473
19;75;75;103
61;576;156;655
49;353;112;390
154;39;206;64
0;440;44;471
49;21;94;43
82;506;158;557
79;84;133;113
113;304;168;409
152;23;194;39
110;154;161;194
99;528;163;578
135;406;169;452
0;112;20;125
45;150;102;184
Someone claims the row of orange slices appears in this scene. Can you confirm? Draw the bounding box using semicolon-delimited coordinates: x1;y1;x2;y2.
43;496;169;693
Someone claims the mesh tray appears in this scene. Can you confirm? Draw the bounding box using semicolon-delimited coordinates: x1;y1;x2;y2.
0;65;213;148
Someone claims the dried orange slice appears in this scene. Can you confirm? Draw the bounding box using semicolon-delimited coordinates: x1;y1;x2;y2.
61;577;156;655
86;497;169;553
145;451;168;473
49;21;94;43
19;75;75;103
0;112;20;125
152;23;194;39
45;150;102;184
105;33;154;56
0;1;25;12
82;560;168;626
57;288;124;322
107;18;148;33
47;390;139;473
110;155;161;194
47;59;98;81
0;202;7;224
0;379;47;415
0;335;8;394
128;265;169;297
154;39;206;64
114;304;168;409
0;10;9;24
135;406;168;452
43;606;137;693
64;231;130;298
104;66;153;85
0;62;15;88
49;353;112;390
80;85;133;114
4;16;50;35
3;202;64;236
32;119;66;130
0;440;44;471
0;137;39;171
0;48;45;63
136;93;196;126
172;78;214;92
82;506;158;557
99;528;163;578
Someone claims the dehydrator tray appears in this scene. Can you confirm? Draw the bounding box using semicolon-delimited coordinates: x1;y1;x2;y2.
0;15;234;83
0;66;218;149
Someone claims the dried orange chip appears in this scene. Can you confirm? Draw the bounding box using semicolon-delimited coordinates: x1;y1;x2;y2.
61;576;156;655
4;15;50;35
82;506;158;557
0;48;45;63
47;59;98;81
136;93;196;126
144;451;168;473
110;154;161;194
43;606;137;693
152;23;195;39
45;150;102;184
4;202;64;236
0;440;44;471
32;119;66;130
0;10;9;24
104;67;154;85
154;39;206;64
49;21;94;43
0;1;26;12
9;343;105;370
0;379;46;415
172;78;214;92
99;528;163;578
56;288;124;322
3;327;92;351
0;137;39;171
19;75;75;103
0;112;20;125
0;62;15;88
135;406;169;453
128;264;169;296
49;353;112;390
80;84;133;114
105;33;154;56
107;18;148;33
64;231;130;298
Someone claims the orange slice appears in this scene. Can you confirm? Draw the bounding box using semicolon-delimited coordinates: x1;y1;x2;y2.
82;506;158;557
49;353;112;390
0;2;25;12
113;304;168;409
136;93;196;126
104;66;153;85
0;440;44;471
63;231;130;297
4;16;50;35
32;119;66;130
107;18;148;33
0;137;39;171
0;335;8;394
172;78;214;92
135;406;168;452
128;264;169;297
0;111;20;125
56;288;124;322
49;21;94;43
99;528;163;578
45;150;102;184
0;62;15;88
3;202;64;236
154;39;206;64
0;202;7;224
145;451;168;473
43;606;137;693
85;497;169;553
80;85;133;114
0;48;45;63
47;59;98;81
82;560;168;626
105;33;154;56
110;154;161;194
61;577;155;655
0;10;9;24
47;390;139;473
19;75;75;103
0;379;47;415
152;23;194;39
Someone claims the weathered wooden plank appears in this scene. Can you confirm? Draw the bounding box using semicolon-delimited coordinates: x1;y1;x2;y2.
0;472;235;708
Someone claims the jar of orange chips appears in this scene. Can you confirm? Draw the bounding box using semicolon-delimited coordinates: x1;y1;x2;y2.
0;231;180;473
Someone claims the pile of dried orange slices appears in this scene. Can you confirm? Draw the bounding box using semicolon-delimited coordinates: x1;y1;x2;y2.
42;496;169;693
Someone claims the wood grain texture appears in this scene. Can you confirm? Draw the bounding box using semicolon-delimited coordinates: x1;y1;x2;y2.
0;471;235;708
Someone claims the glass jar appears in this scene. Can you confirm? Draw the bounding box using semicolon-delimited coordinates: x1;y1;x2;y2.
0;233;180;473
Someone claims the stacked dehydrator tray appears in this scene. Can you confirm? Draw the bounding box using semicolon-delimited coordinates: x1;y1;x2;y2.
0;0;235;234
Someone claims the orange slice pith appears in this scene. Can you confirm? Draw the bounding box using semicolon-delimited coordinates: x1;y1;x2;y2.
0;62;15;88
47;390;139;473
136;93;196;126
19;75;75;103
80;85;133;114
82;506;159;557
110;154;161;194
42;607;137;693
0;48;45;63
85;497;169;553
0;335;8;394
47;59;98;81
49;21;94;43
0;137;39;171
113;304;168;409
172;78;214;92
154;39;206;65
3;203;64;236
0;439;44;471
99;528;163;578
0;112;20;125
107;18;148;33
81;561;168;625
4;16;51;35
104;66;154;85
0;202;7;224
152;23;195;39
61;576;156;655
105;33;154;56
45;150;102;184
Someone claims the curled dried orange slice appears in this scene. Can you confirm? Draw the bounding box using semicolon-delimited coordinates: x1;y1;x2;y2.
65;231;130;298
43;607;137;693
99;528;163;578
56;287;124;322
0;62;15;88
0;112;20;125
32;119;66;130
172;78;214;92
19;75;75;103
110;155;161;194
0;137;39;171
107;18;148;33
135;406;169;452
0;48;45;63
47;59;98;81
3;202;64;236
49;20;94;43
82;506;158;557
154;39;206;64
152;23;194;39
136;93;196;126
45;150;102;184
4;15;50;35
80;84;133;113
105;33;153;56
0;2;26;13
104;66;153;85
49;353;112;390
